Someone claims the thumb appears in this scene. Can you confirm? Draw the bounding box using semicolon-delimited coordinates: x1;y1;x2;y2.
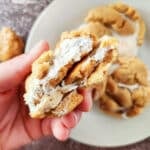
0;41;49;92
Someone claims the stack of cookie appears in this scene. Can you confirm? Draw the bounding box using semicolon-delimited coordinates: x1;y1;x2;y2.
24;31;118;118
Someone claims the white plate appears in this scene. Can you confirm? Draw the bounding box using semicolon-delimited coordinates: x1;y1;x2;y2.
25;0;150;147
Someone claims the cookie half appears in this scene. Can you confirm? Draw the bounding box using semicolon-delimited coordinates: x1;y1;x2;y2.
110;2;145;46
99;56;150;118
24;32;118;118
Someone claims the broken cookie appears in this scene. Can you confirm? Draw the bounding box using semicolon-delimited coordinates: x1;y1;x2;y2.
85;6;134;35
24;32;118;118
110;2;145;46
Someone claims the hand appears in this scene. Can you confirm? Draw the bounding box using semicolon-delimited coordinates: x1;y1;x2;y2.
0;41;93;150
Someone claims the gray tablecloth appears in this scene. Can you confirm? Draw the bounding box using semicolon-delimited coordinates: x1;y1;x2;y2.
1;0;150;150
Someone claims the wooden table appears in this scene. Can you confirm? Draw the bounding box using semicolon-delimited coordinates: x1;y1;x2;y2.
1;0;150;149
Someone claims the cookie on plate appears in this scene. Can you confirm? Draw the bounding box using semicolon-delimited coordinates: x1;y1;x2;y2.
24;31;118;118
99;56;150;118
110;2;145;46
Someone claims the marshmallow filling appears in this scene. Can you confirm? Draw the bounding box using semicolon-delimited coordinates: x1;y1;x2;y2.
46;36;93;81
118;83;140;92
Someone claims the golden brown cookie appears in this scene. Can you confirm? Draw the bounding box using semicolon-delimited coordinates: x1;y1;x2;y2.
0;27;24;62
32;51;53;79
112;56;148;85
24;32;118;118
110;2;146;46
85;6;134;35
99;56;150;118
85;2;146;48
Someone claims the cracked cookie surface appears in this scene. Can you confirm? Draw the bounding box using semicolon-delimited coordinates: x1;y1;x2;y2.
84;2;146;57
85;6;134;35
